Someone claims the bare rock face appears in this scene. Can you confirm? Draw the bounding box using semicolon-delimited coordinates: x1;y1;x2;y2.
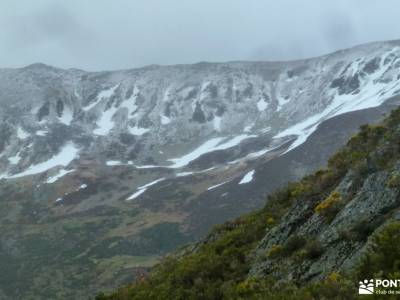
249;156;400;284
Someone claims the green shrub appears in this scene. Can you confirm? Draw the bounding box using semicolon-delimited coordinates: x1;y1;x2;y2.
289;181;312;198
355;222;400;279
267;244;284;258
266;236;307;259
387;173;400;188
340;218;382;242
315;191;342;221
266;216;275;225
303;240;324;260
283;235;307;255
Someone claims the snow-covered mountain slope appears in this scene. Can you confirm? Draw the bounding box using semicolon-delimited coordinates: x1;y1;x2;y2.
1;40;400;185
1;40;400;299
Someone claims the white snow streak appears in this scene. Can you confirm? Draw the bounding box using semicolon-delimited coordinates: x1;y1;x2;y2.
167;138;224;168
123;135;256;170
207;181;228;191
126;178;165;200
176;171;194;177
46;169;75;184
274;48;400;155
106;160;123;166
167;134;256;169
4;143;79;179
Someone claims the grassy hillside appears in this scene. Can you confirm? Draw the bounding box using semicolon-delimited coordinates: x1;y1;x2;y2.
96;107;400;299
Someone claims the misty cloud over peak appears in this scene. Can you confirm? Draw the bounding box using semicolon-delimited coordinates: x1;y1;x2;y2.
0;0;399;71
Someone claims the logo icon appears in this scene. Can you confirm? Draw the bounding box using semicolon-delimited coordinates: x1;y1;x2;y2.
359;279;374;294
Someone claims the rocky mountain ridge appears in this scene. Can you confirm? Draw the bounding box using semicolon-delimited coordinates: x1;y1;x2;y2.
1;40;400;182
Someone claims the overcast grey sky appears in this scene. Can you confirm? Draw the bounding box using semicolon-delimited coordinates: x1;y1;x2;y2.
0;0;399;71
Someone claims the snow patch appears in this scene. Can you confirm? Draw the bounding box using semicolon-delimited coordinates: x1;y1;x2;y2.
216;135;255;150
5;143;79;179
200;81;211;100
207;181;228;191
133;164;162;169
167;137;225;168
168;135;255;168
213;116;222;132
106;160;123;166
127;178;165;200
35;130;48;136
94;106;118;136
17;127;30;139
257;98;268;111
176;167;216;177
277;96;291;111
161;115;171;125
120;86;139;116
46;169;75;184
58;107;73;125
8;152;21;165
83;84;119;111
244;124;253;133
163;87;171;102
176;171;194;177
128;126;150;136
239;170;255;184
228;141;287;164
131;135;256;170
126;189;146;200
274;49;400;155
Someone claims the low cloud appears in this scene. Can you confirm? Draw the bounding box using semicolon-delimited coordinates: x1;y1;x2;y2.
0;0;399;70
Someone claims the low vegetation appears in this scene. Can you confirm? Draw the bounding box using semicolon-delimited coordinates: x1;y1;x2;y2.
315;191;342;221
96;108;400;299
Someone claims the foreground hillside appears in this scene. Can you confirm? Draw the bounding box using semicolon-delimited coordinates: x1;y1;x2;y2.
97;107;400;299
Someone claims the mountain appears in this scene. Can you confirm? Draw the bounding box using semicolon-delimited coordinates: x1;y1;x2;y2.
96;106;400;300
0;40;400;299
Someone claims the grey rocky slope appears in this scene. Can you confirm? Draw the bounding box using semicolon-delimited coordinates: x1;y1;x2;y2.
0;40;400;299
1;39;400;179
